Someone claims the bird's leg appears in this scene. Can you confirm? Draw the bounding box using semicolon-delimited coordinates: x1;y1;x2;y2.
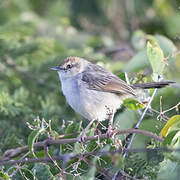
78;119;96;142
107;109;115;137
94;121;101;135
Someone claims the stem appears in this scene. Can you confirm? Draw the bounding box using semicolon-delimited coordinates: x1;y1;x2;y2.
123;88;158;159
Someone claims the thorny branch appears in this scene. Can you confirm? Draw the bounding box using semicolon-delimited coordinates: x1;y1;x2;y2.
0;129;163;164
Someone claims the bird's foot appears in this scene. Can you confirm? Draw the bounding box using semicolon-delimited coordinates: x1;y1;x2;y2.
95;129;102;136
106;125;114;138
78;131;87;142
78;119;96;142
94;122;102;135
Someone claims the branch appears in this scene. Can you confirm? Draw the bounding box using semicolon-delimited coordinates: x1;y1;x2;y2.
0;129;163;162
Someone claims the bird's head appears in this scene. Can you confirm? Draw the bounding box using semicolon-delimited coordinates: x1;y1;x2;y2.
50;57;88;79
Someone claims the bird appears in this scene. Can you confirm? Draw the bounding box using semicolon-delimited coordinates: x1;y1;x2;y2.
50;56;174;141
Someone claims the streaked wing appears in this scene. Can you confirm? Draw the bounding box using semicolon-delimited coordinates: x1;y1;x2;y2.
81;65;136;96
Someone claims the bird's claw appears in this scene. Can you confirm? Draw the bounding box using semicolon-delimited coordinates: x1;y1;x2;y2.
106;125;114;138
106;129;113;138
78;132;87;142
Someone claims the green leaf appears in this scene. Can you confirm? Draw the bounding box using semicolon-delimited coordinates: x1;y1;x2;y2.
123;98;144;111
50;130;59;139
147;40;165;81
81;157;97;180
132;119;160;149
32;163;53;180
155;34;177;59
163;130;179;146
131;119;161;159
157;159;180;180
160;115;180;138
157;137;180;180
114;109;138;140
124;50;149;72
86;139;98;152
73;142;82;154
0;171;10;180
117;72;126;81
65;121;82;135
131;30;146;50
28;128;46;157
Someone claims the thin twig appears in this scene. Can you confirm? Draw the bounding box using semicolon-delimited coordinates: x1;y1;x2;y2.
157;102;180;120
162;102;180;114
164;50;180;60
149;107;169;121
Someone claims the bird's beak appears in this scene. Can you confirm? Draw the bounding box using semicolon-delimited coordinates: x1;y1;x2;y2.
50;66;64;71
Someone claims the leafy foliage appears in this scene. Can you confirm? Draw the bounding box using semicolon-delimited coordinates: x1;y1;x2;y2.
0;0;180;179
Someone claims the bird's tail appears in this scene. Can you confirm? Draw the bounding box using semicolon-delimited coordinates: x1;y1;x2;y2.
132;81;175;89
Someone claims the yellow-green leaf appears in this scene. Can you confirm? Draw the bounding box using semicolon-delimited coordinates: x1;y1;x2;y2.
147;40;165;81
160;115;180;138
123;98;144;111
50;130;59;139
0;171;10;180
163;130;179;146
28;128;46;158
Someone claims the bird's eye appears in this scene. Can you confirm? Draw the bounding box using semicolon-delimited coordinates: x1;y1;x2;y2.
66;64;72;69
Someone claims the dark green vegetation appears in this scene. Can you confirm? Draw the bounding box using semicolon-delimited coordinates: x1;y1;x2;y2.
0;0;180;179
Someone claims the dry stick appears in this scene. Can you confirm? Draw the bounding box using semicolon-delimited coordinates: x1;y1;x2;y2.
123;88;158;159
162;102;180;114
1;129;163;162
149;107;169;121
156;101;180;120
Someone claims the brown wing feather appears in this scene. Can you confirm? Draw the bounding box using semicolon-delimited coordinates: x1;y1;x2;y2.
103;79;136;96
81;64;136;96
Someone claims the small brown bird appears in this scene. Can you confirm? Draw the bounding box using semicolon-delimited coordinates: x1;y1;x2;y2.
51;57;174;141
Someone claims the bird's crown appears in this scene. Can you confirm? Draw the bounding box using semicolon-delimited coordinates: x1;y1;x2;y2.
60;56;84;66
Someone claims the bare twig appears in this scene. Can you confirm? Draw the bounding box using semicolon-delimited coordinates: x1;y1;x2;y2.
149;107;169;121
164;50;180;61
161;102;180;115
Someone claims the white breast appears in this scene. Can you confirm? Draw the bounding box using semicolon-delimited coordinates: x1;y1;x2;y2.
60;78;81;111
59;74;125;121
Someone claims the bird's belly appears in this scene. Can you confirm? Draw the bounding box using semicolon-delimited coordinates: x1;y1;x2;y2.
61;79;123;121
76;89;122;121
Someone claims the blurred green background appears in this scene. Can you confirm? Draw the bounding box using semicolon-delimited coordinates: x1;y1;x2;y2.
0;0;180;179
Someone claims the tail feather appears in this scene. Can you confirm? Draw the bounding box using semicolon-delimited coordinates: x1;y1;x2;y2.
132;81;175;89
